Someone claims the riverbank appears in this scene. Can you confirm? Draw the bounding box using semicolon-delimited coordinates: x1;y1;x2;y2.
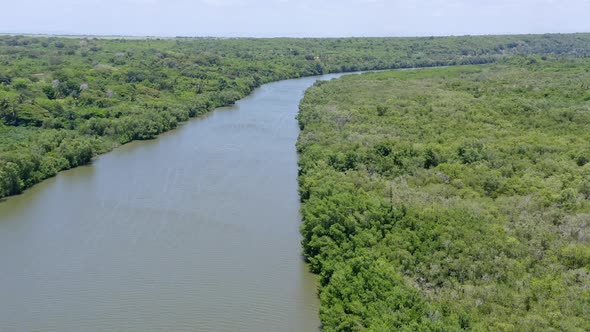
297;59;590;330
3;33;590;198
0;74;362;331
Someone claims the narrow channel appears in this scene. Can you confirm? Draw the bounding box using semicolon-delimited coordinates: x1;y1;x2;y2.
0;73;350;331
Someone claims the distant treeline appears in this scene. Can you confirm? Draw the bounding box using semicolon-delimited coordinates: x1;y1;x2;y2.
297;58;590;331
1;33;590;197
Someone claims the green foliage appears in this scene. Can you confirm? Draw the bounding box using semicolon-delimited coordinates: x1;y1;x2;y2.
297;59;590;331
1;33;589;197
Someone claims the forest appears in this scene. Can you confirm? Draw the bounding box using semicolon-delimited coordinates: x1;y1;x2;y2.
297;58;590;331
2;33;590;197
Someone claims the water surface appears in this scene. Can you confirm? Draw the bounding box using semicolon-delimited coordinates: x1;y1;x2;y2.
0;73;347;331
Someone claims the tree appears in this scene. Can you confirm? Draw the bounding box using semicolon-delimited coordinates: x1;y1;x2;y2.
0;161;22;196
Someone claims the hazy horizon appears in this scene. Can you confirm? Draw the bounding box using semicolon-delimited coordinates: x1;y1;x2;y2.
2;31;590;39
1;0;590;38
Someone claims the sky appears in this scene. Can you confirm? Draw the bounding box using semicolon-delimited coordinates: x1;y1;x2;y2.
1;0;589;37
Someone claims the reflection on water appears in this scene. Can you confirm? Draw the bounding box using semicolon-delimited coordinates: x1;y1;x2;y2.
0;73;346;331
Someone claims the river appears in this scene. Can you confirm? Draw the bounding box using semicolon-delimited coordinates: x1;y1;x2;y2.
0;73;351;331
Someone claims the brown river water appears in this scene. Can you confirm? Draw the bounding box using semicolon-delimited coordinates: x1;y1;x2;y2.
0;73;353;331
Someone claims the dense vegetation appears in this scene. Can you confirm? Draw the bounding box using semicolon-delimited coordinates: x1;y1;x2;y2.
2;34;590;197
297;58;590;331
